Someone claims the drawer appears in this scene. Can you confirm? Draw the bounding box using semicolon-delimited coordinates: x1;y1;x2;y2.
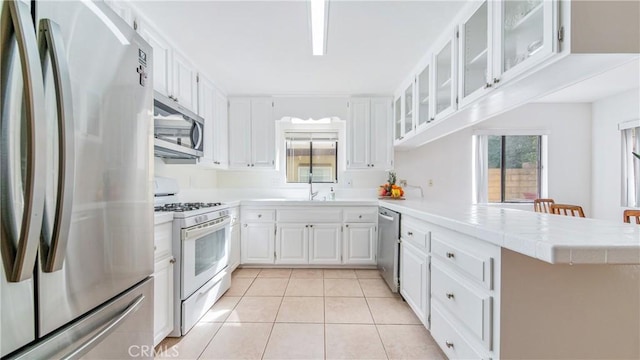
242;209;276;222
431;232;493;289
431;262;492;349
278;209;342;223
431;304;488;360
401;218;429;249
343;207;377;223
154;221;173;260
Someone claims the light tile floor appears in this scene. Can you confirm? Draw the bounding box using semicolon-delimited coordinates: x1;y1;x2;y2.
156;268;446;360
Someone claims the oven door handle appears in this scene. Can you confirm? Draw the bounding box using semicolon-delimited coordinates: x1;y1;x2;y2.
183;216;230;241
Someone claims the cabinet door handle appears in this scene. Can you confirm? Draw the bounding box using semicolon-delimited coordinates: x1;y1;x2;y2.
446;252;455;258
446;292;454;299
484;83;492;89
169;257;176;264
493;77;500;84
407;232;413;236
258;214;262;218
309;225;313;228
244;224;248;228
246;164;250;167
358;215;362;219
445;341;454;348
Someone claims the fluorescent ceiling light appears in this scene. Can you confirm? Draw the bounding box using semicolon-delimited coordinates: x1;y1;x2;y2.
310;0;328;56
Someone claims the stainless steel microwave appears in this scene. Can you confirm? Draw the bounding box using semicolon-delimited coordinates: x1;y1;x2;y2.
153;91;204;160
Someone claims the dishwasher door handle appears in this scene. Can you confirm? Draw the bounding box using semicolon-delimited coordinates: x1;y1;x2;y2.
378;213;395;222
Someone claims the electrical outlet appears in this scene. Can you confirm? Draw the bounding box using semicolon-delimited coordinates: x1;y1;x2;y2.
428;179;433;187
399;179;407;187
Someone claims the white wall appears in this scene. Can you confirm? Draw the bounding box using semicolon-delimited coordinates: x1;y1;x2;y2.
591;88;640;221
394;103;593;214
154;157;218;189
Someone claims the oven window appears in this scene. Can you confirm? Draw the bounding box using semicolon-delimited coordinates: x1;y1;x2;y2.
195;228;226;276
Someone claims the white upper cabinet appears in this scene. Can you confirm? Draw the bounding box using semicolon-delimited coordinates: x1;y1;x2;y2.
347;98;393;170
403;81;416;137
394;97;402;142
198;76;228;169
251;98;276;168
138;24;172;98
172;50;199;112
495;0;557;84
416;63;432;129
229;98;252;168
434;33;457;120
137;17;198;113
459;1;493;107
229;98;275;169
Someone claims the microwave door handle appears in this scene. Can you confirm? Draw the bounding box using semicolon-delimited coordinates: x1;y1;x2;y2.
190;121;203;150
38;19;75;273
0;0;47;282
183;217;230;241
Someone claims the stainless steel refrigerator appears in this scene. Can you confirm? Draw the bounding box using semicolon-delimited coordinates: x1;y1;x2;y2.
1;0;154;358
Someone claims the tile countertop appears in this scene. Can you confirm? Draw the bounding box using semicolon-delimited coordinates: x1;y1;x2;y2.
379;200;640;265
240;199;379;207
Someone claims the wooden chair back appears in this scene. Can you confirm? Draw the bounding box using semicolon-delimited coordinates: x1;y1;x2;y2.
550;204;585;218
623;210;640;224
534;198;555;213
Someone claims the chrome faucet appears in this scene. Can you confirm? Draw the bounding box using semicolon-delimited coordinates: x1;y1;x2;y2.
309;173;318;200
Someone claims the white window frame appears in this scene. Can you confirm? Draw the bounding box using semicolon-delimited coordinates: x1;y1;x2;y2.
275;117;346;188
619;119;640;207
473;129;548;204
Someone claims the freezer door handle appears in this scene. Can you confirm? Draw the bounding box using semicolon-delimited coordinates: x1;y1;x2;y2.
0;0;47;282
38;19;75;273
59;295;145;360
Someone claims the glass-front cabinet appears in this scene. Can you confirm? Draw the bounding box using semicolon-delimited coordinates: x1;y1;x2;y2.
459;1;492;107
434;34;456;120
394;97;402;141
404;82;415;135
417;64;431;128
497;0;556;83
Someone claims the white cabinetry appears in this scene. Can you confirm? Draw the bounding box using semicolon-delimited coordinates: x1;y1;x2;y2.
347;98;393;169
276;224;309;264
308;224;342;265
433;33;457;120
229;98;275;169
400;240;429;327
138;20;198;113
153;219;174;347
240;208;276;264
198;76;228;168
459;1;493;107
428;224;499;359
343;223;377;265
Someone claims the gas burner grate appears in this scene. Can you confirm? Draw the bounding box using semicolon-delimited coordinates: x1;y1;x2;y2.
154;202;224;212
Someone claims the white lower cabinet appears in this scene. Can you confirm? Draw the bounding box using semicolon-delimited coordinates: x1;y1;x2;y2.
343;223;377;265
400;240;429;326
153;255;174;347
309;224;342;265
241;223;275;264
276;224;309;264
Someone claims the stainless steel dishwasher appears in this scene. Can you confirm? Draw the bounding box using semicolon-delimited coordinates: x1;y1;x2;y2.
377;207;400;292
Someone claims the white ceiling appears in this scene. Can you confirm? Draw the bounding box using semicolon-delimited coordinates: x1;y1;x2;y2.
534;59;640;103
132;0;467;96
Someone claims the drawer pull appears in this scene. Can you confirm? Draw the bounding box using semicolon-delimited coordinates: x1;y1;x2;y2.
446;292;454;299
258;214;262;218
446;252;455;258
445;340;454;349
358;215;362;219
407;232;413;236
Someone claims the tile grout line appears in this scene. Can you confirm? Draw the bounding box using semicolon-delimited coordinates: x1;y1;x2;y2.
260;271;289;360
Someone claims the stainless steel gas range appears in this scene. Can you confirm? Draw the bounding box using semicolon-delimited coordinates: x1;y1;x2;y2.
154;179;231;336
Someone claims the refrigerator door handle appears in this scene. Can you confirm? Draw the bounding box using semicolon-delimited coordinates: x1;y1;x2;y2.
0;0;47;282
37;19;75;273
58;295;145;360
